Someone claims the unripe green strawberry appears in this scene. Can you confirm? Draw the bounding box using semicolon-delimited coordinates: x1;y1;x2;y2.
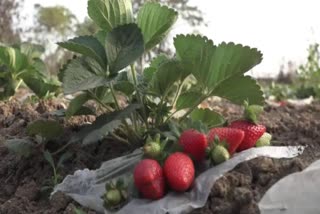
256;132;272;147
102;179;128;210
143;142;161;158
105;189;122;206
211;145;230;165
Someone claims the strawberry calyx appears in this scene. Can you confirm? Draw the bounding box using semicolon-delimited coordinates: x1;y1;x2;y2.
208;135;229;149
102;179;128;210
243;101;264;124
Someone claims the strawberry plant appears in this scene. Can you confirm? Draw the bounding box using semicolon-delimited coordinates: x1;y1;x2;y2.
4;119;64;158
296;43;320;99
4;119;69;193
0;43;61;100
59;0;264;147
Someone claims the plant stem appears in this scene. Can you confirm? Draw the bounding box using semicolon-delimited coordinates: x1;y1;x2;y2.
164;109;180;123
130;64;138;86
109;82;140;143
172;80;185;107
15;79;23;91
178;95;207;122
130;64;149;129
163;79;188;124
52;141;73;156
132;113;138;132
110;132;130;145
109;83;121;110
88;90;113;112
53;165;58;186
154;97;165;127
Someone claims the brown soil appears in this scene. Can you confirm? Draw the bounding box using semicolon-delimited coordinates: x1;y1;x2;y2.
0;99;320;214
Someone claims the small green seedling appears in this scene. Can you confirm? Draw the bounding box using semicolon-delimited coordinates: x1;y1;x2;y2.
42;151;72;192
0;43;60;100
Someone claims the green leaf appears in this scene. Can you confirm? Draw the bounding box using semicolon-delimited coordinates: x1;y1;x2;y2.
137;3;178;51
114;81;134;96
175;91;203;111
57;152;73;169
113;71;134;95
143;67;156;83
74;106;95;116
211;75;264;105
4;139;34;158
105;24;144;74
0;75;17;100
142;55;170;84
62;58;107;94
88;0;133;32
27;120;63;140
58;36;107;68
74;207;87;214
190;108;226;128
150;54;170;68
95;30;108;45
94;87;115;104
244;101;264;123
43;151;55;170
20;70;60;98
72;104;141;145
33;58;48;75
0;46;28;71
149;60;184;95
20;43;45;59
66;93;91;118
174;35;263;105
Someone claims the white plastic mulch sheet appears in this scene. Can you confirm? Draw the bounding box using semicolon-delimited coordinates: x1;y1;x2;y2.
53;146;304;214
259;158;320;214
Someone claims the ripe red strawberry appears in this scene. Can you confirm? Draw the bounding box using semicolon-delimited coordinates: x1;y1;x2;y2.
139;177;166;200
207;127;245;155
229;120;266;151
163;152;195;192
133;159;165;200
179;129;208;161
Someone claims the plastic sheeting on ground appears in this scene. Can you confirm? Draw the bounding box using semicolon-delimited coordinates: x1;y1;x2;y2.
259;158;320;214
53;146;304;214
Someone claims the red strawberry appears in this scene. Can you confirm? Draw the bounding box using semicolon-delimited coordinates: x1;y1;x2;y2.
163;152;195;192
229;120;266;151
133;159;165;200
179;129;208;161
139;177;166;200
207;127;245;155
